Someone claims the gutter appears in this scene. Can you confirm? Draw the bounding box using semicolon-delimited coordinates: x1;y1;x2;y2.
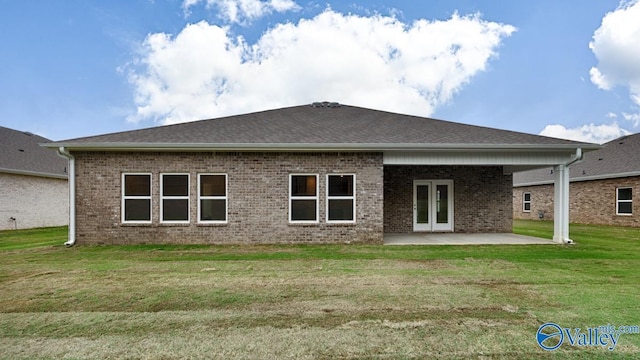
42;142;601;152
56;147;76;246
564;147;583;167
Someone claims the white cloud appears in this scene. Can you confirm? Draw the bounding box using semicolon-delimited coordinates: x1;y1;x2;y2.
539;123;631;144
606;112;617;118
623;112;640;127
182;0;299;24
128;10;516;125
589;0;640;105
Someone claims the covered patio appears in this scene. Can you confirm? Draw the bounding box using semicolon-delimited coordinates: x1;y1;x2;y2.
384;232;556;245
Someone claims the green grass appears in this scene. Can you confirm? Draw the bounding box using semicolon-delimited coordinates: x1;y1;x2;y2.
1;222;639;359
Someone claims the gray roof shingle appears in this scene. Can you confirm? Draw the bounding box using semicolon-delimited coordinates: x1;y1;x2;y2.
0;126;68;178
45;103;596;150
513;133;640;186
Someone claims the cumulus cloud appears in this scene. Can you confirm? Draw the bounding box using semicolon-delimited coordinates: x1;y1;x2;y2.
128;10;516;124
589;0;640;105
539;123;631;144
182;0;299;24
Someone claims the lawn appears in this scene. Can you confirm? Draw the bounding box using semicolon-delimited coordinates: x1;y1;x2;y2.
1;221;639;359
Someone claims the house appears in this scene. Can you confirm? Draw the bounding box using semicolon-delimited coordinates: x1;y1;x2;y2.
43;102;597;245
513;133;639;227
0;126;69;230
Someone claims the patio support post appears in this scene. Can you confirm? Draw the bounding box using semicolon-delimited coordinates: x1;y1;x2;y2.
553;163;571;243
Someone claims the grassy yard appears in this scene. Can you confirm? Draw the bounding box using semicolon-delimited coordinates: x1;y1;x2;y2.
1;221;639;359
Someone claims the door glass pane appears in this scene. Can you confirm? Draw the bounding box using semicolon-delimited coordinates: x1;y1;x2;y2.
436;184;449;224
416;185;429;224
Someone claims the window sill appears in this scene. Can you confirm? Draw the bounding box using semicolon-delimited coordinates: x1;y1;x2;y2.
197;222;229;227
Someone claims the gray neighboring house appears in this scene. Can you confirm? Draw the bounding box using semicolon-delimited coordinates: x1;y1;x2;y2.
43;103;597;245
514;133;639;227
1;126;69;230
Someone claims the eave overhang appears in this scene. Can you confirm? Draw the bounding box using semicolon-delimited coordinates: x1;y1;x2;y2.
41;142;600;153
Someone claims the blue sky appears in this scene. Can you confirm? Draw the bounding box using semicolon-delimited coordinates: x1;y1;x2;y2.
1;0;639;143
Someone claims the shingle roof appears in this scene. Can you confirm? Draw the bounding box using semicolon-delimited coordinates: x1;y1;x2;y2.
513;133;640;186
0;126;68;178
45;103;596;151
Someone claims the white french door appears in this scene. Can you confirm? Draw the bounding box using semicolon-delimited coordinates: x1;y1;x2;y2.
413;180;454;232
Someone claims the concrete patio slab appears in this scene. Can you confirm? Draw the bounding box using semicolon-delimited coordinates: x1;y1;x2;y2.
384;233;556;245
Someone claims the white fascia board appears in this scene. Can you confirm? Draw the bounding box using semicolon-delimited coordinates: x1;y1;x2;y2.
41;142;599;152
383;150;580;166
0;167;68;180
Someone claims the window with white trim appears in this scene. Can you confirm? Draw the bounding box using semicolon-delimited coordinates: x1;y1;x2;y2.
198;174;227;223
617;187;633;215
289;174;318;223
327;174;355;223
122;173;152;223
523;192;532;212
161;174;190;223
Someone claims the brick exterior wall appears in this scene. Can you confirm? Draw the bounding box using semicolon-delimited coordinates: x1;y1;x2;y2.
384;166;513;233
0;173;69;230
72;151;384;245
512;184;555;221
513;176;640;227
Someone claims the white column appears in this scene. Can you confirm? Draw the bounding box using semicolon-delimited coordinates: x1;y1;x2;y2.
553;164;571;243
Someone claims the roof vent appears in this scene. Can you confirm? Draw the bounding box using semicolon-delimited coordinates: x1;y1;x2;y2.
311;101;341;108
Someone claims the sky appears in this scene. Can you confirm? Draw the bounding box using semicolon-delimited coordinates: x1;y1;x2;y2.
1;0;640;144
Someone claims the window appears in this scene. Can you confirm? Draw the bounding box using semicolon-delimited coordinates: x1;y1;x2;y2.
122;173;152;223
161;174;190;223
198;174;227;223
327;174;355;223
523;192;532;212
617;187;633;215
290;174;318;223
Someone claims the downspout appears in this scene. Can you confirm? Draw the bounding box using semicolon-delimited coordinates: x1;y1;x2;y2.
554;148;583;244
57;147;76;246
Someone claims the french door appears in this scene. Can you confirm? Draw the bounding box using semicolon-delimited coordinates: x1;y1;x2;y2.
413;180;454;232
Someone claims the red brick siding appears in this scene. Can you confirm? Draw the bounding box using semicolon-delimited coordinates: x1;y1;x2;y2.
73;152;384;244
513;176;640;227
384;166;513;233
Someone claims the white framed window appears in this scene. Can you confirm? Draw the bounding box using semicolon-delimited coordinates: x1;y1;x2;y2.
161;173;190;223
122;173;152;224
289;174;318;223
617;187;633;215
523;192;532;212
327;174;356;223
198;174;227;223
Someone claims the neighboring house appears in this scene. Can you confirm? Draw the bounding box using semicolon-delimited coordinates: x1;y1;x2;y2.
514;133;639;227
43;102;596;245
0;126;69;230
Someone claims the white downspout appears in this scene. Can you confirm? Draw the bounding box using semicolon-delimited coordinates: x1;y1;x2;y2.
553;148;582;244
57;147;76;246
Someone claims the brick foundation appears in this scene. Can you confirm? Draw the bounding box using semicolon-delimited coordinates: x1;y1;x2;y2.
73;152;384;244
384;166;513;233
